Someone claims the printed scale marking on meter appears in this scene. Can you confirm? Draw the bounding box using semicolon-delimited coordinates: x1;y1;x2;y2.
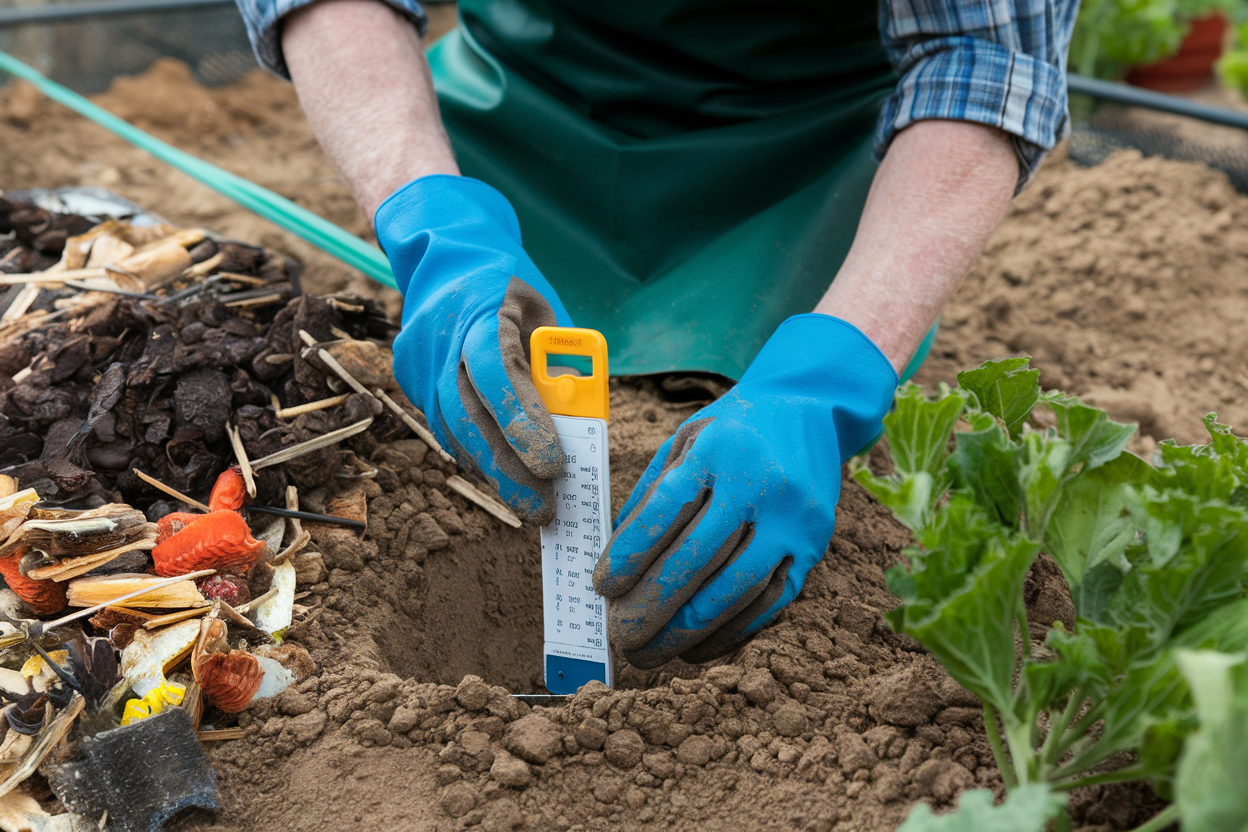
530;326;613;695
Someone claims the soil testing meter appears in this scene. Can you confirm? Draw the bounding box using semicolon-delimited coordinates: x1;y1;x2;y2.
530;327;613;695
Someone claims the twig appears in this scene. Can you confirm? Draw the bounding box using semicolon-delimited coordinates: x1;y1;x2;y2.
245;505;366;530
249;418;373;471
225;423;257;499
141;606;212;629
0;284;39;322
272;531;311;566
224;293;284;309
298;329;370;397
134;469;210;512
326;299;364;313
284;486;303;547
217;271;269;287
373;388;455;464
62;279;159;300
180;251;224;279
232;586;276;616
275;394;350;419
447;475;522;528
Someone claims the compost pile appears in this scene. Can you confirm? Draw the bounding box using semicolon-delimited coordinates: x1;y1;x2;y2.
0;194;491;830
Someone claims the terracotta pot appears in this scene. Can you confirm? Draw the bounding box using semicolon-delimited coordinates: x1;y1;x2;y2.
1126;13;1229;92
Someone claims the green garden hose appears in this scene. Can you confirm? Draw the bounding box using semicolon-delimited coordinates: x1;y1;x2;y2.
0;50;397;290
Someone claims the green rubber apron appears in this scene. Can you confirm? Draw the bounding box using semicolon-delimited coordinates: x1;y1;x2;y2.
427;1;934;380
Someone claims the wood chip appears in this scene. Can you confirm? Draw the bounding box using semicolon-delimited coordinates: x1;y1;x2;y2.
197;727;248;742
30;532;159;582
249;418;373;471
65;572;212;610
225;423;257;499
181;680;204;731
275;394;349;419
133;470;210;513
447;475;522;528
373;388;455;464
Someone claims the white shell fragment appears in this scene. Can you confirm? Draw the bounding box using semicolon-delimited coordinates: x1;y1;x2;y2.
251;656;295;701
120;619;201;697
251;561;295;638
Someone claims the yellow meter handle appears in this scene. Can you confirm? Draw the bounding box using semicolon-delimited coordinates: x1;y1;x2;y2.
530;327;609;420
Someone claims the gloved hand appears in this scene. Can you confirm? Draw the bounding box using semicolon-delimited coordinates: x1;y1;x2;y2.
593;314;898;668
376;175;572;524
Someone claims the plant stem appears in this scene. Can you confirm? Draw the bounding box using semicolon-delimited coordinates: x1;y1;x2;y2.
1040;686;1087;774
984;705;1019;789
1052;809;1073;832
1053;700;1106;760
1005;719;1038;785
1052;766;1149;792
1127;805;1180;832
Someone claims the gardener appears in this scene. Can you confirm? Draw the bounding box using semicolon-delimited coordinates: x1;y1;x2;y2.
237;0;1077;668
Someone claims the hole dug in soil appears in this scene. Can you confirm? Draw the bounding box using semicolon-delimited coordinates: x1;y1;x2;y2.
186;384;1164;832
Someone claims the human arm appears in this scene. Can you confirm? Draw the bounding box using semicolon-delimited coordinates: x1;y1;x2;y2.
234;0;570;521
281;0;459;222
814;119;1017;374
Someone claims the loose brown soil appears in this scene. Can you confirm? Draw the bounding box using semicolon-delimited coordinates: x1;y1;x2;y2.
3;47;1243;832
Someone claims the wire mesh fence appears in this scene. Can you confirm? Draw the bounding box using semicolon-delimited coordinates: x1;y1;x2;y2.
1069;105;1248;193
0;0;256;92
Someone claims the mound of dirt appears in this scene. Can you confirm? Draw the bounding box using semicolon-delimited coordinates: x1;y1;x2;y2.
915;146;1248;446
160;380;1159;832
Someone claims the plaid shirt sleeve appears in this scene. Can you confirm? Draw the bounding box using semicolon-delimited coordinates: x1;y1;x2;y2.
234;0;428;79
875;0;1079;187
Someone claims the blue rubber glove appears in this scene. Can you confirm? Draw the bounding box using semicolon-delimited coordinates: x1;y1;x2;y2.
593;314;898;668
377;175;573;524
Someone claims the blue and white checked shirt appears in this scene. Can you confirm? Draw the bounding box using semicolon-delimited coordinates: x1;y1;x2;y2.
237;0;1078;186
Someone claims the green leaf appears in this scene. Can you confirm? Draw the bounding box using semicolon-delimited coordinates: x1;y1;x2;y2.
948;412;1023;529
855;470;935;531
956;358;1041;438
1156;414;1248;504
1175;598;1248;654
1175;650;1248;832
1073;649;1190;773
885;382;969;479
1040;392;1138;473
897;785;1066;832
1042;453;1146;598
1019;432;1073;540
888;497;1041;714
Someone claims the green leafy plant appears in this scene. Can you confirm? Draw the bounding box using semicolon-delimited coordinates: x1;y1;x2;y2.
856;358;1248;831
1217;21;1248;97
1072;0;1236;78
